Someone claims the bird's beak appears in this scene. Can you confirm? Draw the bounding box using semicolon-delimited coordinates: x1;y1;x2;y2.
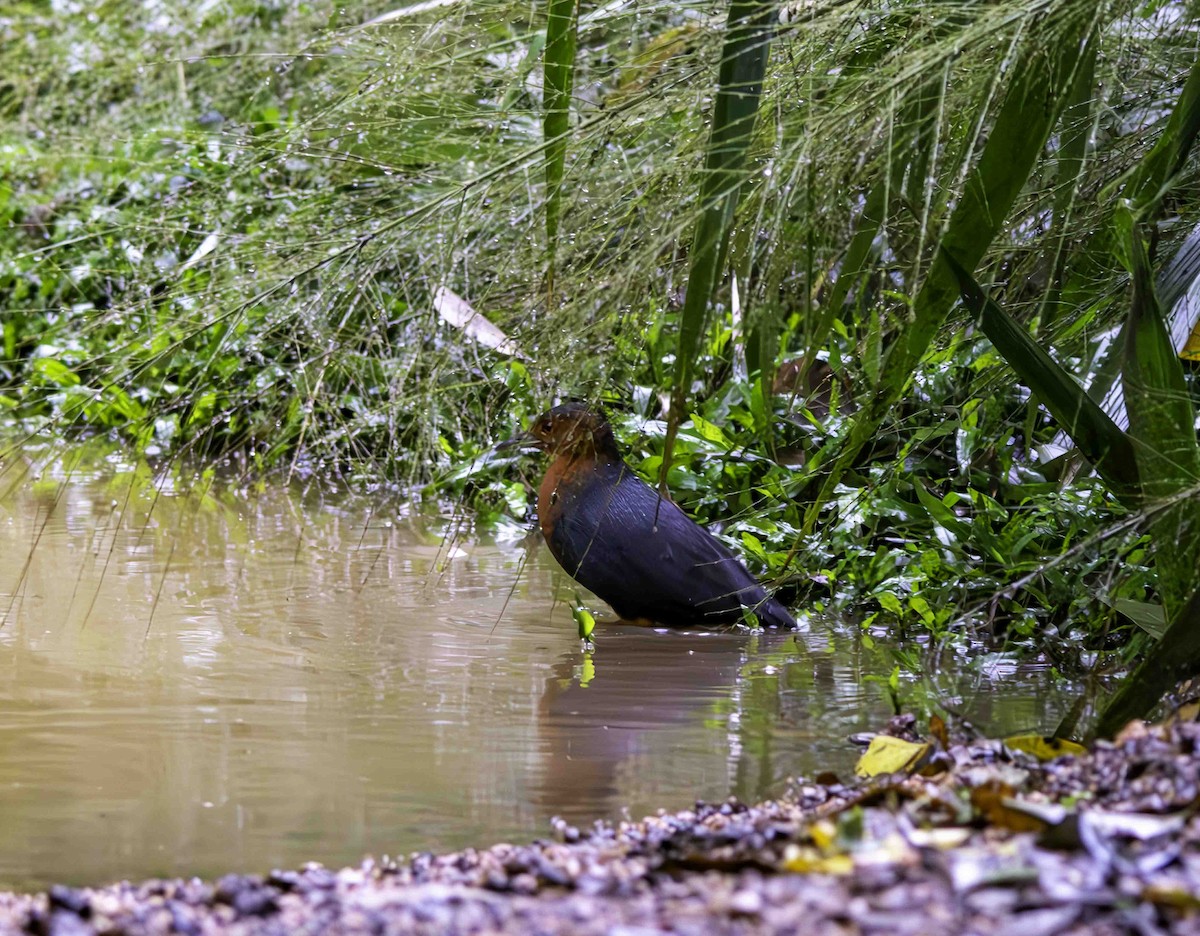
496;431;540;453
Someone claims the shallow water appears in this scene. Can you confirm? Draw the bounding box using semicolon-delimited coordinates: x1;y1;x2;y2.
0;450;1078;890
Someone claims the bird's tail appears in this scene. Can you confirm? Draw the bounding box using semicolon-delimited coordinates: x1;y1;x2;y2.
753;595;796;629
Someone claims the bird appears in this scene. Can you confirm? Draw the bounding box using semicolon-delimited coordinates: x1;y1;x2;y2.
503;403;795;629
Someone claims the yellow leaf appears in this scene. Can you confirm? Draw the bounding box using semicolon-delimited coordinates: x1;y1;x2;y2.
854;735;933;778
1144;883;1200;910
971;781;1062;833
1003;734;1086;761
781;845;854;875
808;819;837;850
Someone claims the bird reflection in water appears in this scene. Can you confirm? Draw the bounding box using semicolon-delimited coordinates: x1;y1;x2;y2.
533;628;766;825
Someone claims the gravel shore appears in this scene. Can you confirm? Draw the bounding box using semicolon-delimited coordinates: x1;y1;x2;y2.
4;719;1198;935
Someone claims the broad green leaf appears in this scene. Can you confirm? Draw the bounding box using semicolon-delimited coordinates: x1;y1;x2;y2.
943;250;1140;499
1117;55;1200;215
34;358;81;387
1102;597;1167;640
1097;578;1200;738
877;591;903;616
740;531;768;563
909;595;935;627
690;412;729;446
913;481;969;540
1120;217;1200;619
1060;53;1200;383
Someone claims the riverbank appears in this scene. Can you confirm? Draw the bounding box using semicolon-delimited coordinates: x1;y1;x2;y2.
2;717;1197;935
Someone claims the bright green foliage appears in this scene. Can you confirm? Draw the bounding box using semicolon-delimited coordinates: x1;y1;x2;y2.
944;252;1139;499
803;1;1102;534
571;593;597;643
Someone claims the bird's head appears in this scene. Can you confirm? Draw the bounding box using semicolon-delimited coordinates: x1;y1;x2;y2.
500;403;620;461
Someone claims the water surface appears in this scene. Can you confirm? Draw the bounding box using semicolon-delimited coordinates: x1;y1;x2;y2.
0;449;1077;889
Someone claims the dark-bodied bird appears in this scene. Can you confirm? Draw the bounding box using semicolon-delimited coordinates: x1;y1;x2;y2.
504;404;795;629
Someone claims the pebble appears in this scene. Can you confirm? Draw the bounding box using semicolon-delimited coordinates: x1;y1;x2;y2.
729;889;763;915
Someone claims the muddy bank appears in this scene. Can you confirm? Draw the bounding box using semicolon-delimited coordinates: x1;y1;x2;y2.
3;720;1198;935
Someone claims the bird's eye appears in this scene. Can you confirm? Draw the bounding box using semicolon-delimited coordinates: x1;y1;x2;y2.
539;419;553;434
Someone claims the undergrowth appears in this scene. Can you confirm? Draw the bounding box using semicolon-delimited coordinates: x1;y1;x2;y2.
2;0;1197;671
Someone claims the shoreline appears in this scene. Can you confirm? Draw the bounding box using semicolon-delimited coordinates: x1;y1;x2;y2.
3;720;1198;935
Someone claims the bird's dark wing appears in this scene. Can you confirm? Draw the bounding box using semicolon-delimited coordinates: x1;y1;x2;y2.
550;463;789;627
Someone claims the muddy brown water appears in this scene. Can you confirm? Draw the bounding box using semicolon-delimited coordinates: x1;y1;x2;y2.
0;450;1078;890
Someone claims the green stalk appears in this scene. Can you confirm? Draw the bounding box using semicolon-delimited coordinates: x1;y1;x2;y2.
661;0;775;490
544;0;580;288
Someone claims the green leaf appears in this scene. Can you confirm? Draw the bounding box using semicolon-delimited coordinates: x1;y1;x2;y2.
1101;597;1167;641
740;531;768;563
34;357;81;387
1096;582;1200;738
913;482;969;540
863;304;882;389
877;591;903;616
690;412;729;447
909;595;935;627
803;4;1101;533
942;250;1140;500
1118;55;1200;216
1120;216;1200;619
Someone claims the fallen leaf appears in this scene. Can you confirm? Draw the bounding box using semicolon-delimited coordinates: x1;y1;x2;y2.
780;844;854;875
930;713;950;750
1143;883;1200;910
971;781;1062;833
903;826;972;850
854;735;933;778
1003;734;1086;761
433;286;526;359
